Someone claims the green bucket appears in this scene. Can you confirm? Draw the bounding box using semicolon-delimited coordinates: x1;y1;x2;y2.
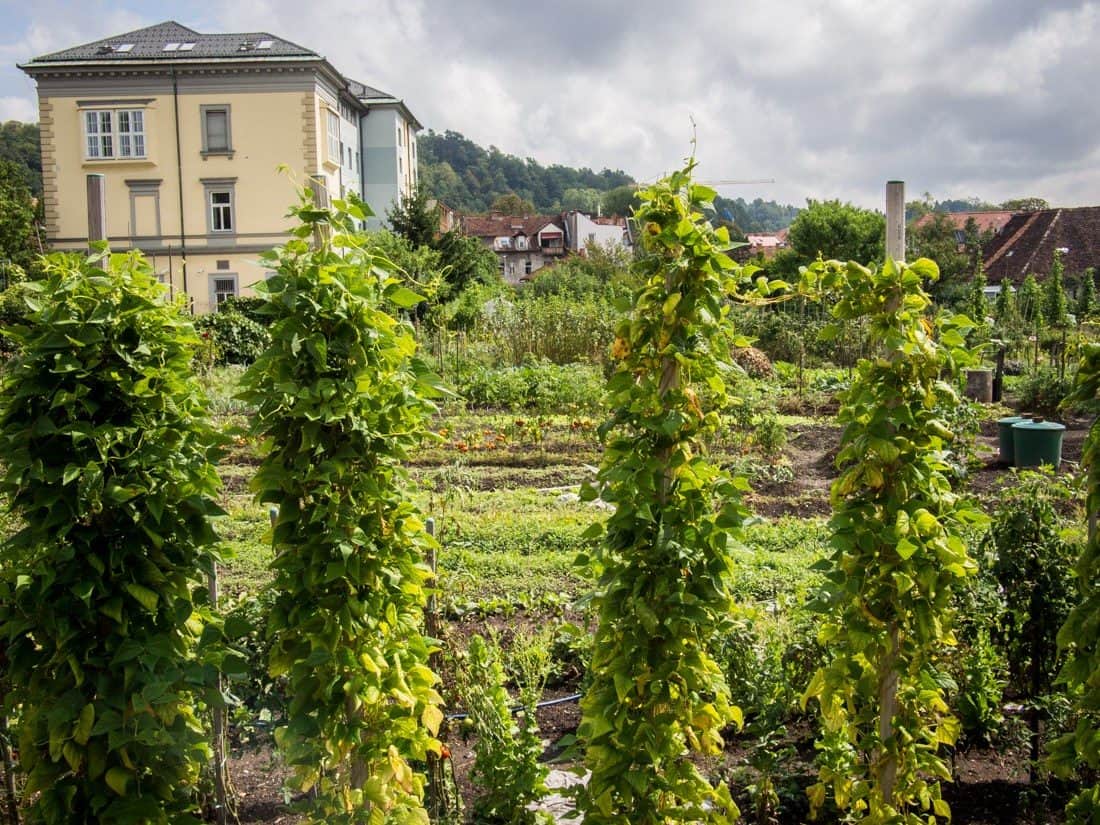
997;416;1031;465
1012;419;1066;468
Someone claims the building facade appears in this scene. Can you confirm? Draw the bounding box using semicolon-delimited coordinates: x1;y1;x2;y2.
21;21;420;312
460;213;567;284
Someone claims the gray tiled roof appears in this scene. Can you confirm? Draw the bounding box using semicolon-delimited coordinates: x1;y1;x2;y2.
345;78;396;102
26;20;320;64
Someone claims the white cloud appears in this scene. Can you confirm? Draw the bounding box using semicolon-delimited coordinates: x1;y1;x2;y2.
0;0;1097;209
0;95;36;122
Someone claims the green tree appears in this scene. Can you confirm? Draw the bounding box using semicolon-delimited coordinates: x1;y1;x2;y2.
908;212;969;304
601;184;640;218
387;186;439;248
1077;268;1097;320
1044;249;1070;328
965;257;990;349
367;228;445;301
787;199;885;265
802;257;981;823
561;186;602;213
1001;197;1049;212
0;121;42;196
490;192;536;215
1018;273;1043;324
578;164;760;824
0;247;223;823
241;195;443;823
994;282;1019;329
435;228;500;299
0;158;42;275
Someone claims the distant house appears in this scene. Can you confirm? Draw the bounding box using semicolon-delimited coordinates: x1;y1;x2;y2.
562;211;631;254
744;232;787;259
913;210;1016;250
461;213;567;283
983;207;1100;287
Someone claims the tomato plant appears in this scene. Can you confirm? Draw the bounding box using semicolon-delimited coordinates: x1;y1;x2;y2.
801;257;984;823
240;194;443;823
577;161;780;824
0;247;224;823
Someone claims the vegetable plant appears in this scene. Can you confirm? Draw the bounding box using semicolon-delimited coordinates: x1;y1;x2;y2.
240;194;443;823
1049;342;1100;820
577;160;776;823
801;257;984;823
457;634;549;825
0;247;224;823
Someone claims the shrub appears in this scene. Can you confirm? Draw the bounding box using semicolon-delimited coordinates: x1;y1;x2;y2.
1015;367;1074;417
193;310;269;366
0;247;223;822
219;296;268;325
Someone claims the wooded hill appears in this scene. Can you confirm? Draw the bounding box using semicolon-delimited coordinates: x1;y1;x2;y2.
417;129;801;232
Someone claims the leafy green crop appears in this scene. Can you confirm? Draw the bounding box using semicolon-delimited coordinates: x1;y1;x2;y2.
801;258;985;823
577;161;780;824
239;194;443;823
0;247;224;823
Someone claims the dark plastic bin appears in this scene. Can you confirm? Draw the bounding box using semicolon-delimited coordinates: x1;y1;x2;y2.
1012;419;1065;468
997;416;1030;465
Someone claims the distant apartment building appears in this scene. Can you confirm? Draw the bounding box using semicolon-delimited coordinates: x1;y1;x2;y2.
461;213;567;283
562;210;631;253
20;20;420;312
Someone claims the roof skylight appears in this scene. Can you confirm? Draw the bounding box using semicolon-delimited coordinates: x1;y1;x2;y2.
178;42;195;51
257;40;274;49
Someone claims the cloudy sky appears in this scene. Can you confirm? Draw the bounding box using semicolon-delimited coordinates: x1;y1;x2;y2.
2;0;1098;210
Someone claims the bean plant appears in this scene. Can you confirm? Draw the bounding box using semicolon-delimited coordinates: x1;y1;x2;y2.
240;195;443;823
0;248;223;823
801;257;983;823
1049;342;1100;820
578;161;777;823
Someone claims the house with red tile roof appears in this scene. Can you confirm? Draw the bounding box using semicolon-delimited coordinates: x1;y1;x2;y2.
461;212;566;283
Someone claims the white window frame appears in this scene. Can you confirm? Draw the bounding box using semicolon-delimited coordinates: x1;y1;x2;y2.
326;110;340;165
202;177;237;235
83;108;146;160
209;190;234;233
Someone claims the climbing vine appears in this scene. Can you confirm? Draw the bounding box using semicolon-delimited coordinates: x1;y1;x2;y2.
1049;342;1100;821
801;257;984;823
577;161;777;823
0;248;223;823
240;194;442;823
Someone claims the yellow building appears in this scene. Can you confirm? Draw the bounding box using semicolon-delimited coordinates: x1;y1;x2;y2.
20;21;421;313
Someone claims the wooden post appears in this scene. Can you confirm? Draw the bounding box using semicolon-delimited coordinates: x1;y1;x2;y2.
993;345;1006;403
208;562;230;825
86;174;107;244
885;181;905;263
423;518;458;821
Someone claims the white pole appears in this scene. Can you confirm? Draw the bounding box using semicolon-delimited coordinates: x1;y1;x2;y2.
885;180;905;263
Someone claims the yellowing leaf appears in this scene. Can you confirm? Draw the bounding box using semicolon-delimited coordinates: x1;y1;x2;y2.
106;766;131;796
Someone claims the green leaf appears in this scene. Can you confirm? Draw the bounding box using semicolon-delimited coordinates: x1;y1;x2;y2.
125;583;159;612
106;767;131;796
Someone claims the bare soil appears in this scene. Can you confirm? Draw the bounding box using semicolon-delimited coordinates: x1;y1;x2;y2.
227;409;1091;823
